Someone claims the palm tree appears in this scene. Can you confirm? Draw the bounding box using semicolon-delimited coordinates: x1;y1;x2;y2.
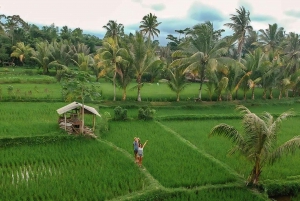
10;42;34;65
129;32;161;101
283;32;300;75
97;37;128;101
209;105;300;186
175;22;232;101
103;20;124;44
261;50;283;99
139;13;161;40
71;53;95;71
258;23;284;52
30;41;56;74
160;59;190;102
225;6;252;62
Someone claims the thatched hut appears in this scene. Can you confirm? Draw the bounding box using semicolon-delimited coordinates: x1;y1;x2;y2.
56;102;101;137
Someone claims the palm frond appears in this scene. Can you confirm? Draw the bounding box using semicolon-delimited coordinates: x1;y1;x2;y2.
269;136;300;164
209;123;244;145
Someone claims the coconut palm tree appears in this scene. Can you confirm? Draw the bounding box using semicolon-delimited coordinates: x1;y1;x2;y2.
174;22;232;101
225;6;252;62
257;23;284;52
103;20;124;44
160;59;190;101
10;42;34;65
139;13;161;40
283;32;300;75
97;37;128;101
129;31;161;101
261;50;283;99
209;105;300;186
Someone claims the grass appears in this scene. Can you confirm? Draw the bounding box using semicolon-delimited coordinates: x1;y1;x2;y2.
1;69;300;200
0;137;148;200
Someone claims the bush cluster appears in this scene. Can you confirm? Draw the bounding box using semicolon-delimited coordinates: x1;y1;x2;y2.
261;180;300;197
138;107;156;120
113;106;128;121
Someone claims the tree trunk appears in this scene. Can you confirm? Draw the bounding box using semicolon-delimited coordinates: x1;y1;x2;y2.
198;82;203;100
279;90;282;100
269;88;273;99
248;157;261;186
218;93;222;101
228;92;232;101
251;87;255;100
113;71;116;101
198;65;206;101
137;74;142;102
122;88;126;101
176;93;180;102
262;88;267;99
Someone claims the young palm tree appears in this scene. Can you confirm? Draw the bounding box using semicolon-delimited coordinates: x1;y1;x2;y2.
71;53;95;71
225;6;252;62
160;60;190;102
10;42;34;65
30;41;56;74
209;105;300;186
139;13;161;40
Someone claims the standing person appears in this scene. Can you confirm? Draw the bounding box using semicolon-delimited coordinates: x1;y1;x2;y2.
133;137;139;163
138;140;148;167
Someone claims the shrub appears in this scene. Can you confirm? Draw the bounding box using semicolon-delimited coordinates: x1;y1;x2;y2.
138;107;156;120
113;106;128;121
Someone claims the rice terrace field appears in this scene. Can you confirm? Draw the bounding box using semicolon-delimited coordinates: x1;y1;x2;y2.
1;67;300;201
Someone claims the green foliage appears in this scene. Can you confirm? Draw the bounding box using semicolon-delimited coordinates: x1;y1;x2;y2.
113;106;128;121
61;70;101;102
98;111;111;134
261;180;300;197
138;107;156;120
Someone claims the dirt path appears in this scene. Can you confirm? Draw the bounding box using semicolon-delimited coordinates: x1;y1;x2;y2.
96;138;165;201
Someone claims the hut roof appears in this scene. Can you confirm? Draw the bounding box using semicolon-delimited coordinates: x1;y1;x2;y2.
57;102;101;117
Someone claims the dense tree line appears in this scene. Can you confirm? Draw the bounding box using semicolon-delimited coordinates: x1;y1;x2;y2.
1;7;300;102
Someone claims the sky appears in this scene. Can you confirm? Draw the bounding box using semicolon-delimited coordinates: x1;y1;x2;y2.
1;0;300;45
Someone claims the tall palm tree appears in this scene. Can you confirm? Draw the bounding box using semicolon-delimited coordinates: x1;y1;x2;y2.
257;23;284;52
175;22;232;101
103;20;124;44
139;13;161;40
129;31;161;101
97;37;128;101
261;50;283;99
225;6;252;62
10;42;34;65
283;32;300;75
209;105;300;186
